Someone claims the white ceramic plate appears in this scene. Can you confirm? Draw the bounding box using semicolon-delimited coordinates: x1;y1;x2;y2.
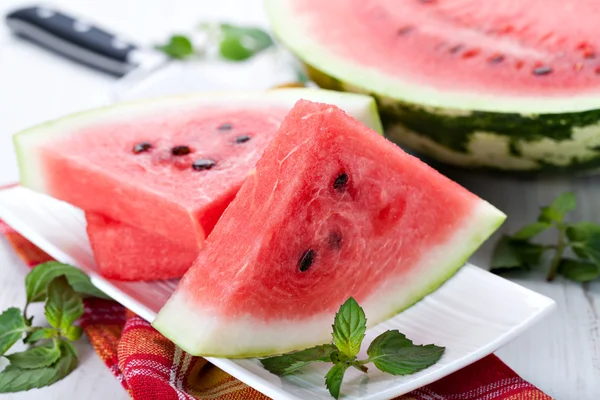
0;186;555;400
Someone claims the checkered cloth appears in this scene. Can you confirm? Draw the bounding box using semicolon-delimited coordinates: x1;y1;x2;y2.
1;219;552;400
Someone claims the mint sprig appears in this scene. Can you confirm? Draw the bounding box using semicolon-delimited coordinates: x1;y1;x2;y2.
0;262;106;393
491;192;600;282
260;298;445;399
156;23;275;62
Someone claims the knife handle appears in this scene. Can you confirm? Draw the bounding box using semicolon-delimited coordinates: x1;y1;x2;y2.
5;6;140;76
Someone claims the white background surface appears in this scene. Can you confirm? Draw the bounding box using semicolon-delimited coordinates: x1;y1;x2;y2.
0;1;598;399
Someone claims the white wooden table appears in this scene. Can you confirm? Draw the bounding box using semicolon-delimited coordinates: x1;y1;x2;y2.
0;1;598;399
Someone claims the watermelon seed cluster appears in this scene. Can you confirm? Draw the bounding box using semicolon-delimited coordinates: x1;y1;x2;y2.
218;123;233;131
298;249;315;272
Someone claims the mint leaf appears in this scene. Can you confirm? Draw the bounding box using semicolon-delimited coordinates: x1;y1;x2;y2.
0;308;27;356
366;330;444;375
24;328;55;345
44;277;84;332
325;362;349;400
512;222;551;240
567;222;600;259
156;35;194;59
558;259;600;282
6;341;61;369
260;344;337;375
219;24;273;61
63;326;83;341
579;232;600;265
332;297;366;359
26;261;107;303
490;236;545;272
0;339;78;393
539;192;576;223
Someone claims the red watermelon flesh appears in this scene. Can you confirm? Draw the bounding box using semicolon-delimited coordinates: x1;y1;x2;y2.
85;213;197;281
41;108;282;250
153;100;505;357
15;90;382;260
277;0;600;97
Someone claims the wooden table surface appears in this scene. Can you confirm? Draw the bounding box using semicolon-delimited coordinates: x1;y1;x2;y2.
0;1;598;399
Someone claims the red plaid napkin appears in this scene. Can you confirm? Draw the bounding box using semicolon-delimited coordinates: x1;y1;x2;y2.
1;219;552;400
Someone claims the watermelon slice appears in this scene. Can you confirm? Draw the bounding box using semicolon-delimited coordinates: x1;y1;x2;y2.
153;100;505;358
266;0;600;172
13;89;382;280
85;213;197;281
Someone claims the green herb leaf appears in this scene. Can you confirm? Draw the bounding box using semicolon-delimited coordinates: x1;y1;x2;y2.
490;236;545;272
23;328;56;345
0;339;78;393
5;341;61;369
0;308;27;356
567;222;600;259
325;362;349;400
558;259;600;282
156;35;195;59
63;326;83;341
260;344;337;375
366;330;444;375
219;24;274;61
539;192;576;223
579;231;600;265
26;261;107;303
44;277;84;332
332;297;367;359
512;222;551;240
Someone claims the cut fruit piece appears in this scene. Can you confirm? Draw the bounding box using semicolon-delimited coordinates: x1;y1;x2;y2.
14;89;382;255
266;0;600;171
153;100;505;357
85;213;197;281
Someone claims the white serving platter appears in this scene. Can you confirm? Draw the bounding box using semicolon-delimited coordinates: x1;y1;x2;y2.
0;185;555;400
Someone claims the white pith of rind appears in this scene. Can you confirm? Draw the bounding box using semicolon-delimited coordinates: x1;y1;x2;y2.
152;201;505;357
266;0;600;114
13;88;383;195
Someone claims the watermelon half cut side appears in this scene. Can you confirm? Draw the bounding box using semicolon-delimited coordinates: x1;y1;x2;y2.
13;89;382;256
266;0;600;172
153;100;506;358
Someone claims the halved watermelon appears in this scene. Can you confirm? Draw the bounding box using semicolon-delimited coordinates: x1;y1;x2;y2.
266;0;600;172
153;100;505;357
13;89;382;280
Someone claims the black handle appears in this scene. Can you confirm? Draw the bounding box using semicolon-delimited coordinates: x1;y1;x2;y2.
5;6;140;76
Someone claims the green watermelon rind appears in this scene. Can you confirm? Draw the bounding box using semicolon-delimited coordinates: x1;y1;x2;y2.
13;89;383;194
265;0;600;171
152;202;506;358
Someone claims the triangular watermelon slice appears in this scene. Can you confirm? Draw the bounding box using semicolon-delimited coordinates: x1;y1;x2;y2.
153;100;505;358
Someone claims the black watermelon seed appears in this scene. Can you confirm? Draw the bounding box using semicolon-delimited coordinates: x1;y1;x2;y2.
192;159;216;171
218;123;233;131
489;55;505;64
172;145;191;156
397;26;414;35
333;173;349;191
328;232;343;249
449;44;463;54
299;249;315;272
132;142;152;154
533;66;553;76
235;135;251;144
